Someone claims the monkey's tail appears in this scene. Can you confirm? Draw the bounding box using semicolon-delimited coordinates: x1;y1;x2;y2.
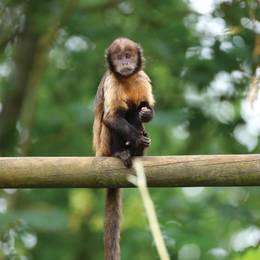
104;188;122;260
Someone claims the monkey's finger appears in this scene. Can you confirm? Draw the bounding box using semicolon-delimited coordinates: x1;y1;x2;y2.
138;111;145;118
142;137;151;146
140;130;148;137
143;136;151;142
143;143;150;148
139;110;149;116
140;107;151;113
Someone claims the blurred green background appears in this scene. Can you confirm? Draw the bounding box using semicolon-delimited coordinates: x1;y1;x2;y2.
0;0;260;259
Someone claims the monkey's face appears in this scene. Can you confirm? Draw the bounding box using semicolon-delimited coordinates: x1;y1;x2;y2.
107;38;142;77
112;50;139;76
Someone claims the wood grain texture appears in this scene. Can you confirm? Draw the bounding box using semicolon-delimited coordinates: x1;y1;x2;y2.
0;155;260;188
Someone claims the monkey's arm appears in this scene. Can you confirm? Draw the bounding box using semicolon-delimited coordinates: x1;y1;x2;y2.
104;110;150;147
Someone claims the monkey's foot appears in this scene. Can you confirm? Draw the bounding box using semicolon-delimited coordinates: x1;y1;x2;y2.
114;150;132;168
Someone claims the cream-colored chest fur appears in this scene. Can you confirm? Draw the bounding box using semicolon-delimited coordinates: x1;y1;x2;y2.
104;71;155;115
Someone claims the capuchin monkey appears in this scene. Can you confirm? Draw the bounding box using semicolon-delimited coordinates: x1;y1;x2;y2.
92;37;155;260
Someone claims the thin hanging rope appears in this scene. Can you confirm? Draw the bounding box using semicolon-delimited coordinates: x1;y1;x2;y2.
127;159;170;260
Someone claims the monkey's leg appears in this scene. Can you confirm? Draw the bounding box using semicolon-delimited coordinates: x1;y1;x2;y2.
104;111;142;148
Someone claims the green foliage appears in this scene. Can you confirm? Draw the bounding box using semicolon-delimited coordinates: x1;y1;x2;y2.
234;247;260;260
0;0;260;259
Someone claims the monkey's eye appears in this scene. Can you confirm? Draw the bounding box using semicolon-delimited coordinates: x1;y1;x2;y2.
117;54;123;60
125;53;131;59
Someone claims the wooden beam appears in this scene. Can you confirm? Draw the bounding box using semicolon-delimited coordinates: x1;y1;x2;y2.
0;155;260;188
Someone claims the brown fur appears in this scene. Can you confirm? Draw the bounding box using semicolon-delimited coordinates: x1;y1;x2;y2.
92;38;154;260
104;188;121;260
93;70;154;156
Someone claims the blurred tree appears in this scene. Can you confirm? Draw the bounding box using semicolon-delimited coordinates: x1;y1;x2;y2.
0;0;260;259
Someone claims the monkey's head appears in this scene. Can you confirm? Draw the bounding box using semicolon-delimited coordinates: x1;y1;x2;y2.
106;38;143;78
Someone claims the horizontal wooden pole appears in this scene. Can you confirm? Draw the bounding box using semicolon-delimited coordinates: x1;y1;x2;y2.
0;155;260;188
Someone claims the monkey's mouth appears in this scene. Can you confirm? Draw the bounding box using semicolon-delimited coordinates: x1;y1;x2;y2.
119;67;135;76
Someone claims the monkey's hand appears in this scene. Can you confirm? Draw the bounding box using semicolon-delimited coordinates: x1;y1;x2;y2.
141;129;149;137
136;134;151;148
139;107;153;122
125;131;151;148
